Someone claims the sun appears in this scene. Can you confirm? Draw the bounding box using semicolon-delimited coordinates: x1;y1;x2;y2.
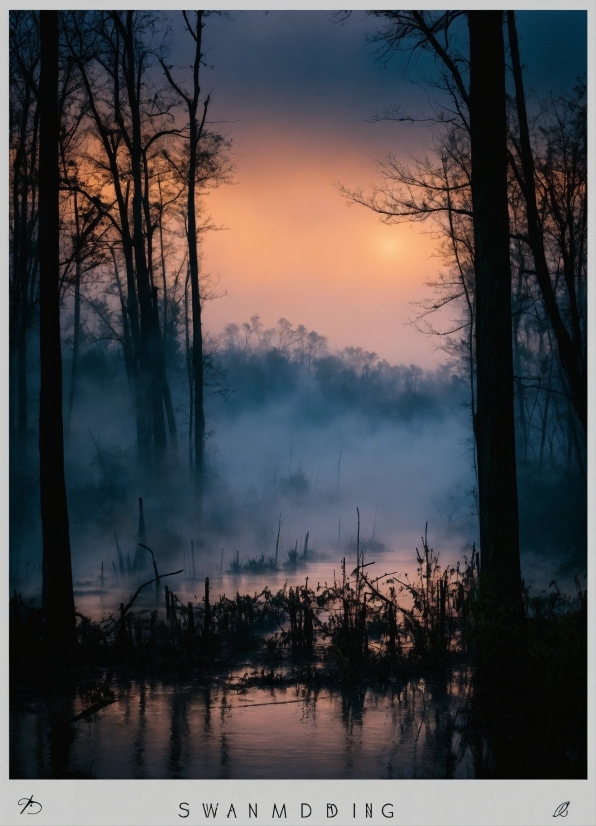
376;233;401;258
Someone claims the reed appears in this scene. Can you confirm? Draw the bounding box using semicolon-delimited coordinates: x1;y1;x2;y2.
2;527;535;686
228;551;277;574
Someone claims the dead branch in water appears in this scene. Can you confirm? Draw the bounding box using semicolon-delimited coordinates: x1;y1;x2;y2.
112;569;183;628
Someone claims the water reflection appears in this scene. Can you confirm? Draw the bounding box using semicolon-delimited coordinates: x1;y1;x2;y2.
71;549;457;623
11;670;475;779
132;682;146;777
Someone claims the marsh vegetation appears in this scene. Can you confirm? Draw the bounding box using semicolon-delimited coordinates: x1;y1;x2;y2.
11;525;586;779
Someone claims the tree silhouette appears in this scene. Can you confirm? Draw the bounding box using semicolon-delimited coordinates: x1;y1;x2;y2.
38;9;75;647
161;11;231;527
507;12;586;435
344;11;526;618
64;10;180;474
9;11;40;456
342;15;586;482
468;11;523;618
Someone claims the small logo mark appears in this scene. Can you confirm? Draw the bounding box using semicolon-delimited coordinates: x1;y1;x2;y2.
553;801;570;818
18;796;42;815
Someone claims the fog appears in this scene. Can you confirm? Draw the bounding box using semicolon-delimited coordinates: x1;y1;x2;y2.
208;400;475;555
10;313;585;606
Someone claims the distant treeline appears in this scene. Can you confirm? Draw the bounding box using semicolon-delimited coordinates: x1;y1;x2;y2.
211;315;460;420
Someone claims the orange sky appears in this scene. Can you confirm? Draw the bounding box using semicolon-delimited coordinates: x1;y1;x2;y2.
187;10;586;370
183;11;458;370
201;124;446;368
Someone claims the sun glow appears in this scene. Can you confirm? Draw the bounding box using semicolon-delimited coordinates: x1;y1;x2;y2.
375;233;401;259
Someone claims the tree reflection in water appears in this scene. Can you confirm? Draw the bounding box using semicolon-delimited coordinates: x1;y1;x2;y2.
10;670;477;779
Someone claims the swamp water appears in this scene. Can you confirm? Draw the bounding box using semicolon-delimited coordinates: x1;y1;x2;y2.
11;669;475;779
70;544;464;621
12;546;479;779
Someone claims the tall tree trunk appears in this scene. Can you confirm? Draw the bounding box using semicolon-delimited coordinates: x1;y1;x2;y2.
107;12;162;473
75;35;148;465
116;230;146;451
151;286;178;454
10;83;29;444
512;268;528;463
142;146;174;459
39;9;75;648
185;271;194;476
468;11;523;620
156;202;179;452
120;11;165;471
111;247;134;390
161;12;213;526
538;390;551;473
17;306;28;451
161;12;207;524
187;23;207;528
66;191;81;432
158;188;169;342
12;89;39;455
189;160;206;527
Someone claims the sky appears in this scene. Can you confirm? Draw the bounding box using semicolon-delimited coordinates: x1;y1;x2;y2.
170;11;587;368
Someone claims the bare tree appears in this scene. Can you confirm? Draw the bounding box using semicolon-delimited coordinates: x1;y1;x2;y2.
343;11;524;617
64;10;183;473
507;12;586;434
9;11;40;455
161;11;231;528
